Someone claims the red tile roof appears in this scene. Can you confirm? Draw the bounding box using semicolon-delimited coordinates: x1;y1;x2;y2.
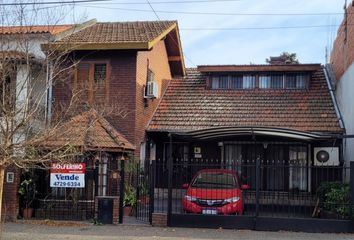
31;109;135;152
148;67;342;134
57;21;176;44
0;25;73;35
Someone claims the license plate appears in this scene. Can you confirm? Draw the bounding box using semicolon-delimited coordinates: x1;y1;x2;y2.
202;209;218;215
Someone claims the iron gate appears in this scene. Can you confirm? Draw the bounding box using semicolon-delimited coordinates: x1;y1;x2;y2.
135;162;155;223
151;142;354;232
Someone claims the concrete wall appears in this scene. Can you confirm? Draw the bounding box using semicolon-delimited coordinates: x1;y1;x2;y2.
331;2;354;163
0;34;51;59
335;62;354;163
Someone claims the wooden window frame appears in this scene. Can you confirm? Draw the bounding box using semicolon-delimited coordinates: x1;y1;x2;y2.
74;60;111;104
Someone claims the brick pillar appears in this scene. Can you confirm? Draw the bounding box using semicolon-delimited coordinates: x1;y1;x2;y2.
95;196;120;224
2;165;20;221
112;197;119;224
152;213;167;227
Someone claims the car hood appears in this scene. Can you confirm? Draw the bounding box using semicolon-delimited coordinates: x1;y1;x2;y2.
186;188;242;200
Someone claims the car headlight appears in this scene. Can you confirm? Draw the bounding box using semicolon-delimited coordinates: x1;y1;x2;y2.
185;195;197;202
224;196;240;203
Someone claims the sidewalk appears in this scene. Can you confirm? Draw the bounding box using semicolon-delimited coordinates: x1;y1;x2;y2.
2;221;354;240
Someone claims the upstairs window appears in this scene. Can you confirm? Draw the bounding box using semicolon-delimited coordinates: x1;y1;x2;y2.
211;75;228;89
260;74;284;89
211;75;256;89
259;75;270;89
75;61;110;105
271;74;284;89
285;74;308;89
0;75;13;112
210;73;309;90
94;64;107;84
243;75;256;89
230;76;243;89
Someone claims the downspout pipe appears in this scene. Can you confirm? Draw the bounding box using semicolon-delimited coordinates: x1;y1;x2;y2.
323;66;345;130
46;61;53;128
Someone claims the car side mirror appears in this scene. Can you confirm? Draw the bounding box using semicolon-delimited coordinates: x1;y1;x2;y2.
241;184;250;190
182;183;189;189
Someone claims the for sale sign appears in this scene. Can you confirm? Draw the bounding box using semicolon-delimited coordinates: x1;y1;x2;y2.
50;163;85;188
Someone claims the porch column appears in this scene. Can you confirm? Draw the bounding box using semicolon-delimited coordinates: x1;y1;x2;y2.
118;159;125;224
167;133;173;226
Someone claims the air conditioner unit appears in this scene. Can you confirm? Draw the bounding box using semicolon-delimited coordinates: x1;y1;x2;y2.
144;82;158;99
313;147;339;166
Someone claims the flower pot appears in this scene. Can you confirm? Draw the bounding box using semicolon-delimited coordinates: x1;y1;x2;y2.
23;208;33;219
138;196;150;205
123;206;133;216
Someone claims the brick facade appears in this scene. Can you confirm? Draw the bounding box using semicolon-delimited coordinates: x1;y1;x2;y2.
52;50;138;144
2;165;21;221
52;41;172;159
330;1;354;80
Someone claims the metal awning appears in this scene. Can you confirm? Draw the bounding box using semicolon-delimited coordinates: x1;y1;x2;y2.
148;126;340;141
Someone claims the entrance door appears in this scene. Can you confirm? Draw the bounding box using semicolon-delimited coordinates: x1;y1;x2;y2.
224;143;262;190
224;143;307;191
261;144;286;191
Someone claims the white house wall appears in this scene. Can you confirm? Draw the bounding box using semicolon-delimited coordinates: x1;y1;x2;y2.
335;62;354;163
0;34;51;59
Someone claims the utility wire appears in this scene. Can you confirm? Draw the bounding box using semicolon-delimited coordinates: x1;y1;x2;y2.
81;5;347;16
0;0;110;6
180;24;350;31
146;0;196;66
89;0;243;4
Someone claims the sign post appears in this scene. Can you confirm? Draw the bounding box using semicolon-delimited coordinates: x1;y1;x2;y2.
50;163;85;188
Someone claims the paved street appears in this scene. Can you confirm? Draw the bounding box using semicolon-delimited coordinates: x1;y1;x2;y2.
2;221;354;240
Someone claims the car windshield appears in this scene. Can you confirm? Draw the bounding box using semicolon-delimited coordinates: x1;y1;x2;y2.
191;172;238;189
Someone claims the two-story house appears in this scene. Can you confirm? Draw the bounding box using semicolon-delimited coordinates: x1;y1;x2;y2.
27;20;185;221
0;24;73;220
45;19;185;161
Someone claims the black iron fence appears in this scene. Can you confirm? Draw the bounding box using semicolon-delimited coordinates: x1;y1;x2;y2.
150;158;354;231
35;199;95;220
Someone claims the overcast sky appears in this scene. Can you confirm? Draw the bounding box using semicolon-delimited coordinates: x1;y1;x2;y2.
67;0;347;67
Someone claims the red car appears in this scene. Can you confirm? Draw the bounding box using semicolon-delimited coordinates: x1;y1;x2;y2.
182;169;249;215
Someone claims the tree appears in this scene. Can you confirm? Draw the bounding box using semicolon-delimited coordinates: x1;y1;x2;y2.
0;1;111;221
266;52;299;64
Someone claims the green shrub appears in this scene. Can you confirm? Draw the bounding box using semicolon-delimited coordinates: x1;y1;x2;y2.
317;182;352;217
123;184;136;207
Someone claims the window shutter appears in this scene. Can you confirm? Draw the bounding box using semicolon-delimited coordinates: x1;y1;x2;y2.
75;63;90;104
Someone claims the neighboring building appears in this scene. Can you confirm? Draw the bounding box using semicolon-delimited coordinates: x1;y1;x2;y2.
45;20;185;161
0;24;74;220
330;0;354;165
28;20;185;220
147;64;343;190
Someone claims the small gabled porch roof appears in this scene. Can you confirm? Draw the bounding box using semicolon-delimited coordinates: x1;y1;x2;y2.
31;109;135;153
